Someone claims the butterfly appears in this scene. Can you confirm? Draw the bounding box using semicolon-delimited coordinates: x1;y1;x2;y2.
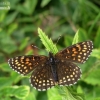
8;41;93;91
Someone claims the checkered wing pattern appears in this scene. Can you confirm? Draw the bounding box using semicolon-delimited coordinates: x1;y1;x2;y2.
57;61;81;86
8;55;47;75
55;41;93;63
8;40;93;91
30;63;55;91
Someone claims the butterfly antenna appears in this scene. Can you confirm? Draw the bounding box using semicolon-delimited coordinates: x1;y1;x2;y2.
32;44;49;55
31;44;41;50
55;35;62;45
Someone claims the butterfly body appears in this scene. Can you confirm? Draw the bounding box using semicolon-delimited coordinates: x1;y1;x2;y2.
48;52;58;82
8;41;93;91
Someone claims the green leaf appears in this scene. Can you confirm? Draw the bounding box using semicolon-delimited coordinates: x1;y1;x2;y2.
47;87;62;100
72;30;79;44
19;37;30;51
0;63;12;72
85;86;100;100
94;27;100;48
64;35;73;47
17;0;37;15
0;77;13;90
41;0;51;7
60;87;77;100
91;49;100;59
0;10;7;22
7;23;18;35
94;98;100;100
38;28;58;54
88;12;100;35
19;24;36;32
0;73;21;90
2;12;17;26
0;86;30;99
0;31;18;54
48;86;84;100
24;91;36;100
77;86;83;94
72;28;89;45
83;69;100;85
78;28;88;41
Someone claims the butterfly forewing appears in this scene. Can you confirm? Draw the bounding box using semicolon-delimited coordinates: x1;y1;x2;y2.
56;61;81;86
30;62;55;91
55;41;93;63
8;55;47;75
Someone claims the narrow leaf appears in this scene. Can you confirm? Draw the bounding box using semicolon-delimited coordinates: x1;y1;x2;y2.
38;28;58;54
72;30;79;44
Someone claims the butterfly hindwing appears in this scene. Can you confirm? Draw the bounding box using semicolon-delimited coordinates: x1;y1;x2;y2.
30;62;55;91
56;61;81;86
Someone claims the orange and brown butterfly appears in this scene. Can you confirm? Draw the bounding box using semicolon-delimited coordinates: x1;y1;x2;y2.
8;40;93;91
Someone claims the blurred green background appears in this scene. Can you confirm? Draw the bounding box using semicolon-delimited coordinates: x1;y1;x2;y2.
0;0;100;100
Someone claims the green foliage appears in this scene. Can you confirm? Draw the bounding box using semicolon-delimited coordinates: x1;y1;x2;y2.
41;0;51;7
94;27;100;48
0;0;100;100
83;68;100;85
0;86;29;99
38;28;58;54
91;49;100;59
